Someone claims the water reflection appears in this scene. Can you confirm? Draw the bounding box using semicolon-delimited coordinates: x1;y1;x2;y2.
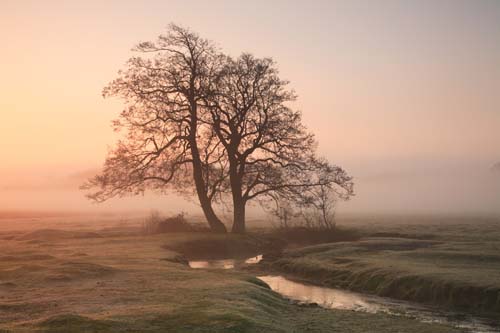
188;254;262;269
245;254;263;264
259;275;384;313
259;275;500;333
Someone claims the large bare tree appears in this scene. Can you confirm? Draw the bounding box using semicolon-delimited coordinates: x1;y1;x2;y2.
207;54;354;233
84;25;353;234
82;24;228;233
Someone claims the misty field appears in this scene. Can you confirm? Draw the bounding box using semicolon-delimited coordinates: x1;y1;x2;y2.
0;215;469;332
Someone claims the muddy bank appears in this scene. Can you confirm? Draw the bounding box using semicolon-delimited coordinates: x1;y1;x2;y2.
162;233;280;260
161;227;360;261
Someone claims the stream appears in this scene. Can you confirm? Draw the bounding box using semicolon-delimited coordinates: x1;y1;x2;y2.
188;255;500;333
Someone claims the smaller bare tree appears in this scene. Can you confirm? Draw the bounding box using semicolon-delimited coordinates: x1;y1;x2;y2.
268;197;297;229
300;184;338;229
268;173;343;230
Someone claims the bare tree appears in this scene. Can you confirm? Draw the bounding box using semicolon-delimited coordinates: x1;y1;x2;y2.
268;164;347;230
83;25;353;234
299;184;339;229
207;54;354;233
268;197;297;229
82;24;227;233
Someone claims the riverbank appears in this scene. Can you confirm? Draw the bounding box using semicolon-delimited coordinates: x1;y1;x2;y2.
264;220;500;318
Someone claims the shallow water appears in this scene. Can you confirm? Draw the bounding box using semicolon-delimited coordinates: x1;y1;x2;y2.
259;275;384;313
188;254;262;269
259;275;500;333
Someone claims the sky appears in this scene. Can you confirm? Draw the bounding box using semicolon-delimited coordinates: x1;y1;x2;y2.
1;0;499;217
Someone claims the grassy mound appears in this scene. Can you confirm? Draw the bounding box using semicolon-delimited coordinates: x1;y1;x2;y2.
39;314;117;333
269;227;361;245
31;279;460;333
0;254;55;261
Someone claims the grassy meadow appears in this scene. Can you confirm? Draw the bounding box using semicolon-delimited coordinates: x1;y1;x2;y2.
0;214;468;332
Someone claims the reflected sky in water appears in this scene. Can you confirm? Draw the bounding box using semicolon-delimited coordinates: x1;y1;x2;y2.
259;275;500;333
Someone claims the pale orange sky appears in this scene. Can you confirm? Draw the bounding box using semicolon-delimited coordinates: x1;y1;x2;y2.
1;0;499;216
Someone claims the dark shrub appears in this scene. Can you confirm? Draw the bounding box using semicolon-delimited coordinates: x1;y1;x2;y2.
142;212;193;234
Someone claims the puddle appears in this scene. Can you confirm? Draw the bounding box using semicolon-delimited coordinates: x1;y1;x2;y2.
244;254;263;264
259;275;500;333
188;254;263;269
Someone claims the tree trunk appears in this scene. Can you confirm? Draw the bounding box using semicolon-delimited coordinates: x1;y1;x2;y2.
197;186;227;233
190;148;227;233
231;197;246;233
229;162;246;233
189;102;227;233
191;142;227;232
